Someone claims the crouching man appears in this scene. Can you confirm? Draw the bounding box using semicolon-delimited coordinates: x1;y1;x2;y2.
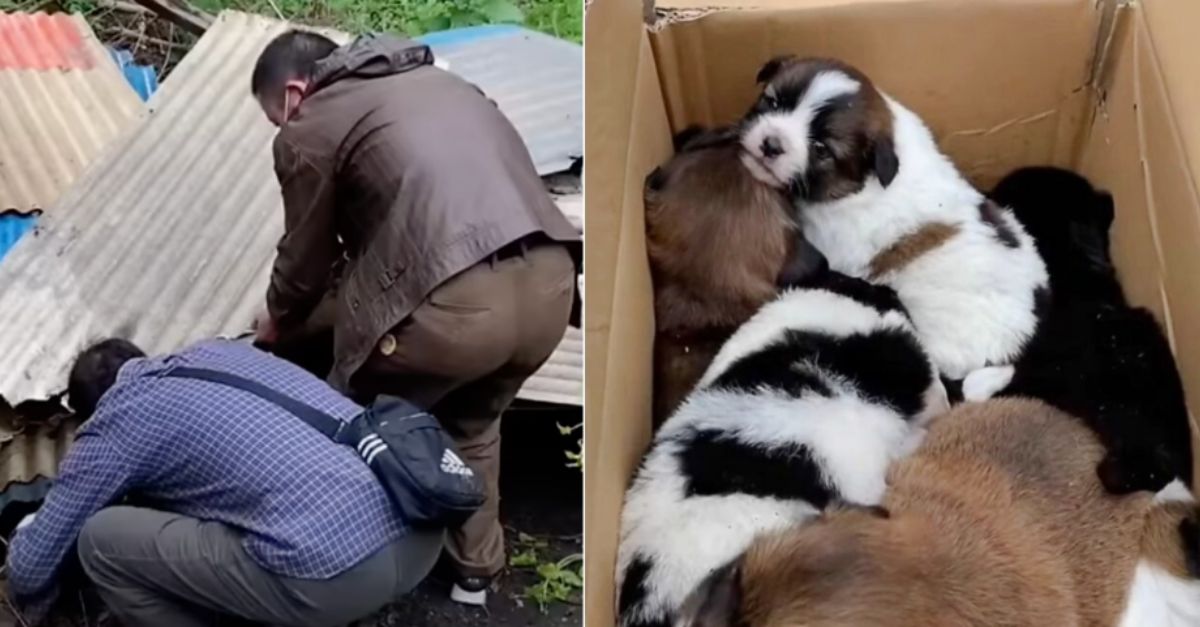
6;338;441;626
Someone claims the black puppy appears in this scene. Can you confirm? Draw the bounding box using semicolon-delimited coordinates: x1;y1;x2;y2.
989;166;1193;495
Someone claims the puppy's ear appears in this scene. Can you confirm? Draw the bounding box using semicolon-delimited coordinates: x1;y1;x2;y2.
756;55;796;84
676;558;743;627
1093;191;1116;231
645;166;668;194
872;136;899;187
777;233;830;289
674;125;708;152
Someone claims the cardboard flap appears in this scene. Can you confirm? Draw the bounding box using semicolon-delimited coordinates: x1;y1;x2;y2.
584;0;674;625
649;0;1101;188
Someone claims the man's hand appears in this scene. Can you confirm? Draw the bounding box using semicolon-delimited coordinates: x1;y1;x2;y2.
255;309;280;345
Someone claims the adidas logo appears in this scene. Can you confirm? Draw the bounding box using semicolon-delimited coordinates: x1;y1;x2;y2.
356;434;389;465
441;449;474;477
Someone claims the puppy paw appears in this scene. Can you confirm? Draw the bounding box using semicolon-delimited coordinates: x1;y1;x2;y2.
961;365;1015;402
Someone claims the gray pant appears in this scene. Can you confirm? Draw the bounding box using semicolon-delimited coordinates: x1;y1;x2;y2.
77;506;443;627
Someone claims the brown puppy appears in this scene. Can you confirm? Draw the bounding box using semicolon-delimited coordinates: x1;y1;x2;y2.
646;126;826;422
678;398;1200;626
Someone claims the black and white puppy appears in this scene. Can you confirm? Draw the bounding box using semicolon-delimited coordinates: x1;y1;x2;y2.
615;272;948;627
739;56;1049;383
972;167;1194;495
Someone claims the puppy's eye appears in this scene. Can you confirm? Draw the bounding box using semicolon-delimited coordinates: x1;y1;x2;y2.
812;141;832;160
762;95;779;110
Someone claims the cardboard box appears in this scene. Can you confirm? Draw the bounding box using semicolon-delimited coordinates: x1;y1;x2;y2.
584;0;1200;624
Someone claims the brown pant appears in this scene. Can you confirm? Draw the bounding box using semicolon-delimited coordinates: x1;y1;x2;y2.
350;240;575;577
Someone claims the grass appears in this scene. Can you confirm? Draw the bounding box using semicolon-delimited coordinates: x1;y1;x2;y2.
0;0;580;43
189;0;581;42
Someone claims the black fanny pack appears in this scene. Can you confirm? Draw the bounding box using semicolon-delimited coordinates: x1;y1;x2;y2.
164;367;485;528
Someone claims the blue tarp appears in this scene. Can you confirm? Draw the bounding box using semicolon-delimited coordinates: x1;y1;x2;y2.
106;48;159;102
0;214;37;262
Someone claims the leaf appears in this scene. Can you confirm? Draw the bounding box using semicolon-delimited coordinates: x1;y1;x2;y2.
510;550;539;568
536;563;560;580
480;0;524;23
560;569;584;588
556;422;574;436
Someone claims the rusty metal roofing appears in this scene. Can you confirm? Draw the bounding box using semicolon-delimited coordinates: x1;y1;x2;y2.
0;11;145;213
0;11;582;411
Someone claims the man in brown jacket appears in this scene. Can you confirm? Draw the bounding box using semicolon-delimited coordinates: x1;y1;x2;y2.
250;30;579;605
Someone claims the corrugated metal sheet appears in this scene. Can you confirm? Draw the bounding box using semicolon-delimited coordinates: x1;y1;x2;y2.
0;12;145;213
0;413;77;514
420;25;583;175
0;11;582;410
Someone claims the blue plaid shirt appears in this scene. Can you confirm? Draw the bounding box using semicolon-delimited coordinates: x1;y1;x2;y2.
7;339;404;616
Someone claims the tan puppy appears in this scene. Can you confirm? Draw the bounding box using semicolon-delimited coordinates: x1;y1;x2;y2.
678;398;1200;627
646;126;825;422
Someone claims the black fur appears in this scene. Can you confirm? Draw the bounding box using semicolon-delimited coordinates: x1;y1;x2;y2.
755;55;795;85
620;555;669;627
799;271;909;318
711;344;833;398
646;166;668;192
677;429;837;507
989;167;1193;494
712;326;931;418
942;377;964;404
978;199;1020;248
776;231;829;288
992;166;1123;303
673;126;708;152
872;136;899;187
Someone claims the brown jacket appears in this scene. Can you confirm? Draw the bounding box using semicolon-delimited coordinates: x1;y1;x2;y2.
268;34;579;391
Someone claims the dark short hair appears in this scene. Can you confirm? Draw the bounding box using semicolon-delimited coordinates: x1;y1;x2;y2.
68;338;145;418
251;30;339;100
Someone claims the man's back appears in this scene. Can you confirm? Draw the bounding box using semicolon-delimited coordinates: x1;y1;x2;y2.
70;339;400;577
268;34;578;388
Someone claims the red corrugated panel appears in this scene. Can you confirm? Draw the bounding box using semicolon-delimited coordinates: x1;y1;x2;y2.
0;12;93;71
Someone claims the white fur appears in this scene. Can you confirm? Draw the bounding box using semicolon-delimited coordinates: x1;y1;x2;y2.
796;95;1048;379
1118;561;1200;627
962;365;1015;402
616;287;944;626
1155;479;1196;505
741;72;861;188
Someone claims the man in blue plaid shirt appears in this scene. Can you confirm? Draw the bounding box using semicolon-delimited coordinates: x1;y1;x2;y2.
5;337;442;626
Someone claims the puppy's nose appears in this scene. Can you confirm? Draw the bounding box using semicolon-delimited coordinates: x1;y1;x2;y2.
760;136;784;159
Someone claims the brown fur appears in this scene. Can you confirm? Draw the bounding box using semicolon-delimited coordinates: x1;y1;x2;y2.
682;398;1191;627
1140;502;1198;578
646;132;797;422
868;222;960;280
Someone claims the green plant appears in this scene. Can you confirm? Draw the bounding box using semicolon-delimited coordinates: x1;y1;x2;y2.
526;553;583;612
510;533;582;613
558;421;582;470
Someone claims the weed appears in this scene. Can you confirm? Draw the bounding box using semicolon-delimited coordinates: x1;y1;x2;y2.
510;533;583;613
557;421;582;470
